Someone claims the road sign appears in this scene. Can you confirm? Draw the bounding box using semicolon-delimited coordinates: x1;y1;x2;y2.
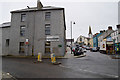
46;36;59;41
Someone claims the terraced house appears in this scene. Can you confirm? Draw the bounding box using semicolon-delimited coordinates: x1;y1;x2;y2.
1;0;66;57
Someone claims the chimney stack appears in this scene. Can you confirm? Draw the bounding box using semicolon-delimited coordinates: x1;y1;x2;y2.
103;30;105;32
108;26;112;30
117;24;120;29
100;30;103;33
37;0;43;9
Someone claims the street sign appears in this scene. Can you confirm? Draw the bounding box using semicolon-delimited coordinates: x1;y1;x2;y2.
25;39;29;45
46;36;59;41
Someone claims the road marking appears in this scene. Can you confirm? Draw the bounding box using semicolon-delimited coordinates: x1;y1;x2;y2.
59;64;119;78
5;72;18;80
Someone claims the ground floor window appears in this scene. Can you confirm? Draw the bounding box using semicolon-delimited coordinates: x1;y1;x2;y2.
45;41;51;53
19;42;25;53
6;39;10;47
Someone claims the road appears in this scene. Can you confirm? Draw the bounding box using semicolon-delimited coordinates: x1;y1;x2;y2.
2;48;119;79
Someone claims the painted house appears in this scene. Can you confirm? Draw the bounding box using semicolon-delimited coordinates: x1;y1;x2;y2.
1;0;66;57
111;25;120;53
76;35;89;46
93;32;102;48
98;26;114;54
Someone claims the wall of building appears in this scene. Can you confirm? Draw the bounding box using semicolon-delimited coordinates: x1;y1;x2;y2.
93;33;102;48
2;27;10;55
9;12;34;56
89;38;93;47
10;9;65;56
0;29;2;55
34;10;65;56
77;35;89;46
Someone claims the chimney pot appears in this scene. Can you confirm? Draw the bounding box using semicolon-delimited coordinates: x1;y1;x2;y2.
117;24;120;29
37;0;43;9
108;26;112;30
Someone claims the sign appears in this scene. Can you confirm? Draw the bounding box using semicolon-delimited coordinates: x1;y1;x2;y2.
46;36;59;41
58;45;62;47
25;39;29;45
107;41;113;44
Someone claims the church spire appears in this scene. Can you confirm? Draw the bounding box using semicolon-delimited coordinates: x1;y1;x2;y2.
88;26;92;34
88;26;93;38
37;0;43;9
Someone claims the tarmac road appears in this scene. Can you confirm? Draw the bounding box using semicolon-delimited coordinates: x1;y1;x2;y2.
2;50;119;79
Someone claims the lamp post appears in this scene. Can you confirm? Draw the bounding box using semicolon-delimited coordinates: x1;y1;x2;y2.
71;21;75;54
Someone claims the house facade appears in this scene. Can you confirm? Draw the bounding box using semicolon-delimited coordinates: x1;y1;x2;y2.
93;32;102;48
111;25;120;53
98;26;114;54
1;0;66;57
89;38;93;48
0;22;11;55
76;35;89;46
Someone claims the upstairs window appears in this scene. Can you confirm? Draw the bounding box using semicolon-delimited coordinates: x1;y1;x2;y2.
21;14;26;22
45;12;51;20
20;26;26;36
45;24;50;35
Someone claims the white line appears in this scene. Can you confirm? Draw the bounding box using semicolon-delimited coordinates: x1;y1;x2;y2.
59;65;119;78
7;72;17;80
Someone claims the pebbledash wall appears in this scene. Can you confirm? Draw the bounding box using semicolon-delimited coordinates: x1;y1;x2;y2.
0;27;1;79
8;6;66;56
0;23;11;56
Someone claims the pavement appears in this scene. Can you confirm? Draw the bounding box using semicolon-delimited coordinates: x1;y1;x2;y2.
2;72;16;80
64;47;86;58
110;54;120;59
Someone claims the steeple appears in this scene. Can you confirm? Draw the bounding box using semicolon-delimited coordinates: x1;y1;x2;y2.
88;26;93;38
88;26;92;34
37;0;43;9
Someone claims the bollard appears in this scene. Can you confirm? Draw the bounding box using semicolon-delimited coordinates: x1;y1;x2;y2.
38;53;42;62
51;53;56;63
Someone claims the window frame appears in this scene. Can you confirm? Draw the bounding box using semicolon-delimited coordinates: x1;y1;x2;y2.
45;41;51;53
45;12;51;20
45;24;51;35
20;25;26;36
19;42;25;53
6;39;10;47
21;14;26;22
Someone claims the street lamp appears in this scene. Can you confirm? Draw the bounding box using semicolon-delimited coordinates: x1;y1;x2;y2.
71;21;75;54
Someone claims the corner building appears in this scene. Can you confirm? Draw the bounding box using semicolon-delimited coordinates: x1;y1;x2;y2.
9;1;66;56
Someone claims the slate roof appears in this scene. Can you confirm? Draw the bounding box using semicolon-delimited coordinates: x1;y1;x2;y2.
11;6;64;13
0;22;11;28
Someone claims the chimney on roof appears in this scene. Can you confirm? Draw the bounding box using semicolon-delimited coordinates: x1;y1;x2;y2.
117;24;120;29
100;30;103;33
108;26;112;30
103;30;105;32
37;0;43;9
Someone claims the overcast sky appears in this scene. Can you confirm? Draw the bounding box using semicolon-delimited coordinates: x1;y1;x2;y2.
0;0;119;41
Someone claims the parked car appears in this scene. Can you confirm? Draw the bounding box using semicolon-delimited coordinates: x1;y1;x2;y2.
74;47;84;56
82;45;87;49
86;47;90;50
72;46;76;54
91;47;97;52
83;48;87;53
